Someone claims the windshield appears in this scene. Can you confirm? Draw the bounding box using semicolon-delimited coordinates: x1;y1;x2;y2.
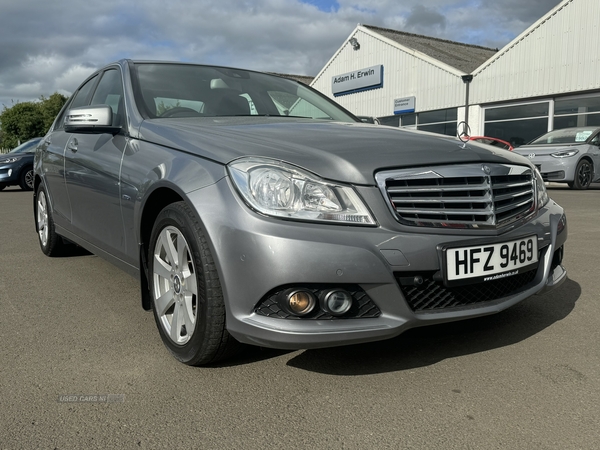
9;138;42;154
529;128;596;145
132;63;357;122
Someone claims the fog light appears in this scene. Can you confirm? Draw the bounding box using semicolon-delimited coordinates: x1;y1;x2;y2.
280;289;316;316
320;289;353;316
8;169;12;177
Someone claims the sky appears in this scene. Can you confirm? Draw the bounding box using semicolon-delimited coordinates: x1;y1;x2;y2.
0;0;563;109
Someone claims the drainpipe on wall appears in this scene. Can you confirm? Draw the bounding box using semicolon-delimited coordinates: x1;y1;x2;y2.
461;74;473;129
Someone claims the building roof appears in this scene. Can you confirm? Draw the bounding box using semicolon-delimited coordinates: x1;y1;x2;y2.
363;24;498;73
268;72;315;85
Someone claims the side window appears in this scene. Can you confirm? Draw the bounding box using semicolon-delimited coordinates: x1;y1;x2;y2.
54;75;98;130
70;75;99;109
90;69;124;126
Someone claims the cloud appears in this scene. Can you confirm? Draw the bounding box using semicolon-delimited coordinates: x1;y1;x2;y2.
0;0;563;108
403;5;447;34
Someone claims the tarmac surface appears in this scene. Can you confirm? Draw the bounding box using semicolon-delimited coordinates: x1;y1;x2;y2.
0;183;599;449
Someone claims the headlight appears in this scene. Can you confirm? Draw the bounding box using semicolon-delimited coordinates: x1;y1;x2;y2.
534;168;549;209
228;157;376;225
0;157;19;163
551;149;578;158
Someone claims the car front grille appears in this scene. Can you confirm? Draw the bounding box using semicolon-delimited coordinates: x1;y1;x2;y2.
375;164;536;229
396;269;538;312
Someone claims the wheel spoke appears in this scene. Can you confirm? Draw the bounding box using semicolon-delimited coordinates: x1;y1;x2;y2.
155;288;175;316
162;229;178;266
182;299;195;333
177;237;187;271
183;272;197;297
171;301;182;341
153;254;172;280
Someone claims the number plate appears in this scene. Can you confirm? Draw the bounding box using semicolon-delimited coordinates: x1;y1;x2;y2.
445;236;538;286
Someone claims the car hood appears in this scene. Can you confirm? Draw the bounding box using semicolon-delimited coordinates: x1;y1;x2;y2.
138;117;531;185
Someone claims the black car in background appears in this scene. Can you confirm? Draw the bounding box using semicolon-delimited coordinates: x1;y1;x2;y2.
0;138;42;191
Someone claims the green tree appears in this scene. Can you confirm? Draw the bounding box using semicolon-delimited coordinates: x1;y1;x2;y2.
0;102;45;149
39;93;68;131
0;93;68;149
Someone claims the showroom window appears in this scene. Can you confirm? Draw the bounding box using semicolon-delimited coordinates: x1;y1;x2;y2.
554;95;600;129
378;108;456;136
484;102;550;147
378;116;400;127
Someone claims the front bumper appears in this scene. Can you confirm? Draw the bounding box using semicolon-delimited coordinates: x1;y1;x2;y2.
522;154;577;182
187;178;568;350
0;161;25;185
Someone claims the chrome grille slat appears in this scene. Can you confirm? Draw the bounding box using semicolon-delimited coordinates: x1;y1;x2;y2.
495;198;533;215
376;164;536;229
387;185;487;194
493;190;530;202
392;194;492;203
491;180;532;189
395;208;492;216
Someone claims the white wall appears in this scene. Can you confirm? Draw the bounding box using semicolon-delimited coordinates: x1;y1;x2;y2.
471;0;600;104
311;27;466;117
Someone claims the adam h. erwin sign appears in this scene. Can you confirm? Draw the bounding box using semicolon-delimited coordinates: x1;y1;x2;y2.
332;65;383;97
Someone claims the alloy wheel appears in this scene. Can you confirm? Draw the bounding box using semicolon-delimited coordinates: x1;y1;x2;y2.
152;226;198;345
37;191;49;247
25;170;34;189
577;161;591;187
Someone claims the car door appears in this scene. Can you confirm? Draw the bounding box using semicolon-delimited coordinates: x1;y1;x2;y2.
41;74;99;228
63;67;131;262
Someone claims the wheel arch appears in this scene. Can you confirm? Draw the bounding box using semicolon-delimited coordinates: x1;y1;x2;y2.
19;163;34;190
138;186;185;310
578;154;594;167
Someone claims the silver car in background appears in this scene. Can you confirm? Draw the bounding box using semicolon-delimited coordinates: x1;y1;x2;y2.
513;127;600;189
34;60;568;365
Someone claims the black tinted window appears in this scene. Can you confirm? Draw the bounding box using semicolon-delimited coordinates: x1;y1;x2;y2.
70;75;99;109
53;75;98;130
91;69;124;126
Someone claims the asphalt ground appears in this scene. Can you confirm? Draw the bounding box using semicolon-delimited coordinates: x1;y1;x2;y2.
0;183;599;449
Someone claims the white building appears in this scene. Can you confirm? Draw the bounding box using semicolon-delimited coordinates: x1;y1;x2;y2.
311;0;600;147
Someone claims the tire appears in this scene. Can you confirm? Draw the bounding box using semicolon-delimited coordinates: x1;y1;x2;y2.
571;159;593;190
35;185;65;256
148;202;241;366
19;166;34;191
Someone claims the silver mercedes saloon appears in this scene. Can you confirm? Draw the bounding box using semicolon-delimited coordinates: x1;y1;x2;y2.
34;60;568;365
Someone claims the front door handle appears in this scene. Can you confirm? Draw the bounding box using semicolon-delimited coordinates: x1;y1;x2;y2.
67;138;78;153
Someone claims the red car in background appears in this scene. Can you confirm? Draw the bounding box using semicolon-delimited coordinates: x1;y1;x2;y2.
469;136;514;151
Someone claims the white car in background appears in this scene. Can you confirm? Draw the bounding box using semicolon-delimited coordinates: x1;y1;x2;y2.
514;127;600;189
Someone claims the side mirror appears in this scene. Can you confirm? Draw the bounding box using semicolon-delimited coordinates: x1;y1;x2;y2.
64;105;121;135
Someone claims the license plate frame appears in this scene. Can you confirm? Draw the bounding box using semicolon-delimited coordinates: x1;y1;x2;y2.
443;235;538;287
